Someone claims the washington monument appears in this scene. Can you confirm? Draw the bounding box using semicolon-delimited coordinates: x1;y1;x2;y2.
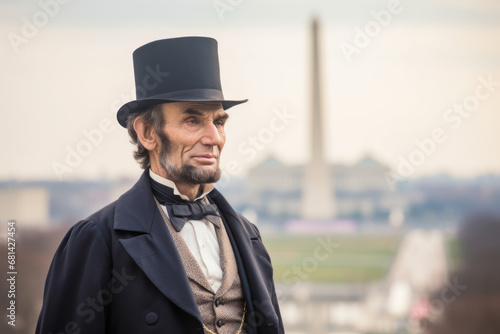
301;18;336;220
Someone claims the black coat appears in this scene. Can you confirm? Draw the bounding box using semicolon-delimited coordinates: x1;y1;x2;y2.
36;170;283;334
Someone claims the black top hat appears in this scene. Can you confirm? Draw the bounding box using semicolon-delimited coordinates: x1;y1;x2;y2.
116;37;247;128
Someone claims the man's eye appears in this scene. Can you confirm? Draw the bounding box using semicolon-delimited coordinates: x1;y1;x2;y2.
187;119;198;124
214;120;224;126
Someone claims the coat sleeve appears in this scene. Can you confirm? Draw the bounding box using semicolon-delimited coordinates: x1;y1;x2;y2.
236;214;285;334
36;220;112;334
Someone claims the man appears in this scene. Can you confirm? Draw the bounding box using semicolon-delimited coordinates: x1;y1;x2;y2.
36;37;283;334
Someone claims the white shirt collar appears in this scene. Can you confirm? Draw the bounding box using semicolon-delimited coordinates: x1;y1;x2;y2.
149;169;214;201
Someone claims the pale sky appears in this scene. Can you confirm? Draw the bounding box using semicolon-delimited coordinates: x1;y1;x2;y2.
1;0;500;181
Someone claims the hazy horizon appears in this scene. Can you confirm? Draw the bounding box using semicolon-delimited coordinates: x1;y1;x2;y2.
2;0;500;181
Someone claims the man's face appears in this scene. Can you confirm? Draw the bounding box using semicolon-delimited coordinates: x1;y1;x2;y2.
156;101;228;185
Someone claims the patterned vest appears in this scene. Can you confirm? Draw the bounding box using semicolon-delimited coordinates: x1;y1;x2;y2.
155;200;247;334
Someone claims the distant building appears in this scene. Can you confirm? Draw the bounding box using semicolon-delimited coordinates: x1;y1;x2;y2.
0;178;135;228
244;154;407;223
0;187;50;227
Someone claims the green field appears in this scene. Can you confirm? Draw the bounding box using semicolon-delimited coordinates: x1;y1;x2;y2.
263;234;459;283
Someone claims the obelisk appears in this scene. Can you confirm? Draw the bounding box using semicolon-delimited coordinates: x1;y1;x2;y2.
301;18;336;219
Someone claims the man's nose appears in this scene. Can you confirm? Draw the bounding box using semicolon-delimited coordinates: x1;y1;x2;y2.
200;122;221;146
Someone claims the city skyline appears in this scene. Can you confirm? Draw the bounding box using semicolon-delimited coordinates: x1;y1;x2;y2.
2;0;500;181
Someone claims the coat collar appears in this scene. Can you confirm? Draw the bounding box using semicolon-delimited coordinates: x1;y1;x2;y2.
113;170;240;233
113;169;277;333
114;169;201;321
114;169;156;233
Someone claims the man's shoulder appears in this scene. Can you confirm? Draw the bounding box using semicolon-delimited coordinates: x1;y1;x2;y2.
79;172;145;232
233;210;256;228
85;199;118;226
234;211;261;238
54;200;119;257
72;200;118;240
210;189;261;239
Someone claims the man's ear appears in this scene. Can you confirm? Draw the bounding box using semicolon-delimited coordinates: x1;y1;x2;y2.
133;117;158;151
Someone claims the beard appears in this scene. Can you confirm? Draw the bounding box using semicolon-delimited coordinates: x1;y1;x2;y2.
157;131;222;185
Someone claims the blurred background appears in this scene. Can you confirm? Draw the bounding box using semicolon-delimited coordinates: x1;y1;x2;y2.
1;0;500;333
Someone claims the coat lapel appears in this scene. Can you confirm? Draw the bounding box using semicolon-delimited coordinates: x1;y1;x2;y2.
156;199;214;293
208;188;282;334
208;189;259;333
113;171;280;332
114;170;201;322
214;218;238;297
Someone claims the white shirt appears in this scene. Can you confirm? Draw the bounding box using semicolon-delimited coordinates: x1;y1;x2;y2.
150;169;223;293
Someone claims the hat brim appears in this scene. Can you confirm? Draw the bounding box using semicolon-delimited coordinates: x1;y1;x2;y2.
117;91;247;128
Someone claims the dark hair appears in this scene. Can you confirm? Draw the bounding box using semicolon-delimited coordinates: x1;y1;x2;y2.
126;104;164;169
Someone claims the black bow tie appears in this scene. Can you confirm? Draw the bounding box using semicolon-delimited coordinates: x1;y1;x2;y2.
150;176;220;232
166;202;220;232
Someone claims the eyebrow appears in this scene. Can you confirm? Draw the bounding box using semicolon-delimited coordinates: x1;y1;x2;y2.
183;108;229;120
183;108;204;116
216;112;230;121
